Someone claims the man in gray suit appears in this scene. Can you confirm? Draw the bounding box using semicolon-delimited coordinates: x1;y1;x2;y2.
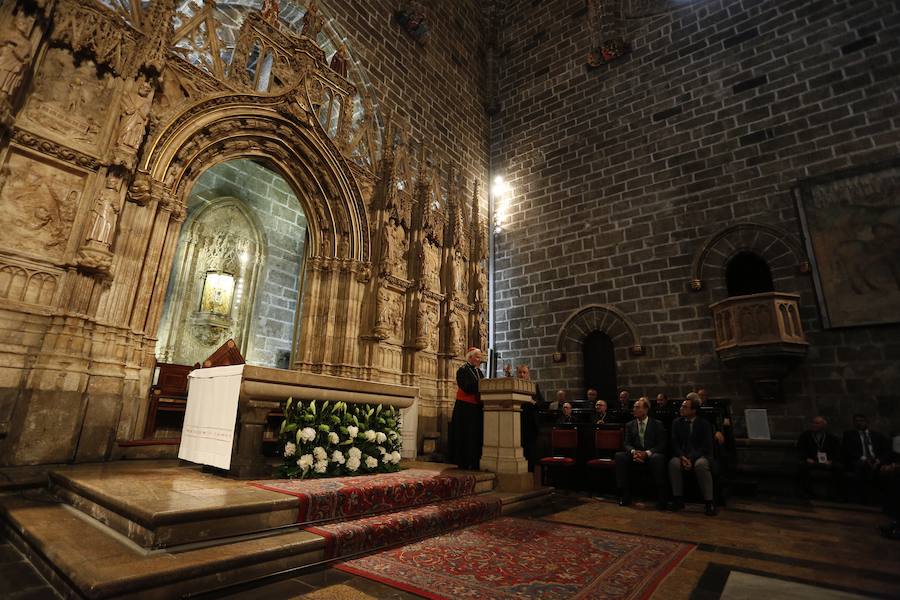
615;397;668;509
668;395;717;516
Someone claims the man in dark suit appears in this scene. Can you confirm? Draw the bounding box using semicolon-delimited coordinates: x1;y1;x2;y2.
843;414;892;502
668;396;716;516
797;415;842;498
615;397;668;509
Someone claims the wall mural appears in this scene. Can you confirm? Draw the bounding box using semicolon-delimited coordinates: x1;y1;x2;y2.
796;160;900;328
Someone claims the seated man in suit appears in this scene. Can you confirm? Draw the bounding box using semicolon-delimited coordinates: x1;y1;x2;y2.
797;416;843;499
843;414;892;502
556;402;576;425
615;397;668;509
548;389;566;411
652;393;676;431
668;396;717;516
594;398;610;425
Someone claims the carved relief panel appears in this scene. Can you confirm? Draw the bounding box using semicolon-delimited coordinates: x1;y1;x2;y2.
20;49;115;155
373;284;405;342
0;150;87;262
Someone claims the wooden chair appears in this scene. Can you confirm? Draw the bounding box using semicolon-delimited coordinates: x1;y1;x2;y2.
538;427;579;487
586;427;623;493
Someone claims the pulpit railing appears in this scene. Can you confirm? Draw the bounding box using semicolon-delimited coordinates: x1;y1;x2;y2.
709;292;807;351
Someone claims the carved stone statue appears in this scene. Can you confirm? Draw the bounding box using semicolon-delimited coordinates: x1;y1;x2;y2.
474;265;488;303
261;0;281;25
329;45;349;78
374;287;393;339
86;173;122;248
128;172;153;206
421;242;440;291
448;313;465;356
416;302;438;351
0;11;34;107
380;220;408;278
301;1;324;40
113;78;154;167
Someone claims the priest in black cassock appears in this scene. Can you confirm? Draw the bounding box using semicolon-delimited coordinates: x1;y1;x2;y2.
451;347;484;470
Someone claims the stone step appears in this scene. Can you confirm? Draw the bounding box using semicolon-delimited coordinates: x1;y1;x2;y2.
1;485;549;599
47;460;496;549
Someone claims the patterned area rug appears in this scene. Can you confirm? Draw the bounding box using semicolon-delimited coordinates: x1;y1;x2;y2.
336;516;693;599
307;495;503;559
250;469;477;524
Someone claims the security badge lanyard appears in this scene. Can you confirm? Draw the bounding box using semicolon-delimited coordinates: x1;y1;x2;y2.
814;433;827;464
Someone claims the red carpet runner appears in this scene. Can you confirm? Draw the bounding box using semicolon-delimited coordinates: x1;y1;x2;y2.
307;495;503;559
336;516;694;599
250;469;477;524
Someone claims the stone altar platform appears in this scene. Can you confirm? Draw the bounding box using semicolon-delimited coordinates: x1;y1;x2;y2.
0;460;550;598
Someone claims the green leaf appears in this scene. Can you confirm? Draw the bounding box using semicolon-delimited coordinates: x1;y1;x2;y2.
284;423;298;433
376;404;383;415
310;399;317;415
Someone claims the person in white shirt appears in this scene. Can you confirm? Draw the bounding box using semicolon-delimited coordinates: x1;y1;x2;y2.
614;398;668;509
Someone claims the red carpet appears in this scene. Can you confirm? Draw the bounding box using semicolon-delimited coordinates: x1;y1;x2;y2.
336;516;694;599
307;495;503;559
250;469;477;524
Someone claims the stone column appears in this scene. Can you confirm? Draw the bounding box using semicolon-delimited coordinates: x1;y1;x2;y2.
479;377;535;492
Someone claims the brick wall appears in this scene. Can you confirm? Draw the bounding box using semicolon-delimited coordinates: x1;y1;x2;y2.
490;0;900;437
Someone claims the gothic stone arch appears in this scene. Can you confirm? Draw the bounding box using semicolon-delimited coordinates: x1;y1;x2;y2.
553;304;646;363
690;222;810;297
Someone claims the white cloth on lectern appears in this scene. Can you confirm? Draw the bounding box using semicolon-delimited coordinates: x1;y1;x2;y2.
178;364;244;470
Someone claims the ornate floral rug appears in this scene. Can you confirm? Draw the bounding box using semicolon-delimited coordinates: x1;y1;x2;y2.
249;469;478;524
335;516;693;599
307;495;503;559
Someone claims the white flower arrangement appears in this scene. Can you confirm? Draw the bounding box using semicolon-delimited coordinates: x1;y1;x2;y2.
283;442;296;457
278;398;402;479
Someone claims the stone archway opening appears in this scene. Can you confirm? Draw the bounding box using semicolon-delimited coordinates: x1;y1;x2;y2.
155;158;309;370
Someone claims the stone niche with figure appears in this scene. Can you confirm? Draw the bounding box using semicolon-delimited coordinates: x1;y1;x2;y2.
0;0;488;467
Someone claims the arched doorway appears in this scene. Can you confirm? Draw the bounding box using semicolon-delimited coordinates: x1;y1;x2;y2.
155;159;308;369
582;331;617;403
726;251;774;296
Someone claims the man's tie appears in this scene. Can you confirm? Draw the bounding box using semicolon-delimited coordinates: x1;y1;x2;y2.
864;431;873;459
638;420;646;446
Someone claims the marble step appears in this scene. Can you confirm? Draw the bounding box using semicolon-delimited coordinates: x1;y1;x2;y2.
47;460;496;549
0;486;549;599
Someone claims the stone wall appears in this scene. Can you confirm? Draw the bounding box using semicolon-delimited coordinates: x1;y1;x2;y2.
490;0;900;437
169;159;308;369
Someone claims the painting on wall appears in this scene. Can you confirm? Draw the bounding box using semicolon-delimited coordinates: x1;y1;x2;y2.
795;159;900;328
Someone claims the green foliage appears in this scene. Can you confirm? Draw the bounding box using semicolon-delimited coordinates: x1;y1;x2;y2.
277;397;403;479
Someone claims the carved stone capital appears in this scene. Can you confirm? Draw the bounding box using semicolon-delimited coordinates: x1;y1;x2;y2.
75;244;114;277
127;171;154;206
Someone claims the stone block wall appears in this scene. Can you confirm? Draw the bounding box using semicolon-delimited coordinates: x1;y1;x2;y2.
490;0;900;437
188;160;307;368
322;0;491;186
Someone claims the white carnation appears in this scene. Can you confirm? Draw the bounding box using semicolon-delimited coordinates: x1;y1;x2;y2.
364;430;377;442
347;456;361;471
328;432;339;444
365;455;378;469
314;460;328;474
347;426;359;439
376;432;387;444
313;446;327;461
377;446;387;455
331;450;346;464
300;427;316;443
296;454;313;472
390;451;401;464
283;442;296;458
348;446;362;460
